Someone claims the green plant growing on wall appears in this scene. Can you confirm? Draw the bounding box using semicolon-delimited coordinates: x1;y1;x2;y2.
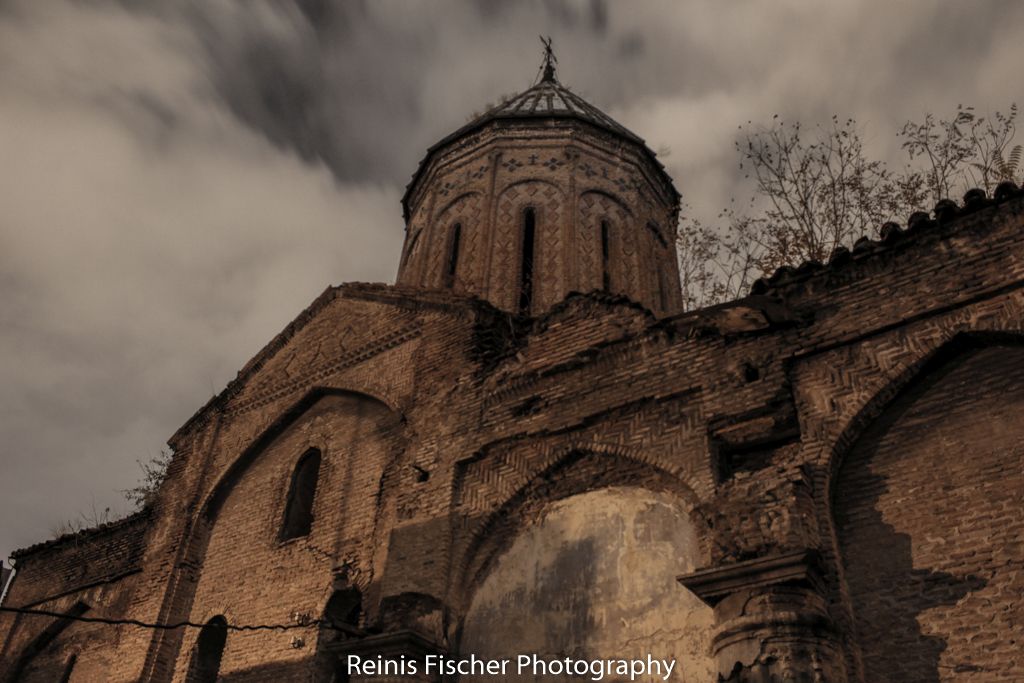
123;448;174;509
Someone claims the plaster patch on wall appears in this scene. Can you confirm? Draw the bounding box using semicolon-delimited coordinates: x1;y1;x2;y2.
460;487;713;682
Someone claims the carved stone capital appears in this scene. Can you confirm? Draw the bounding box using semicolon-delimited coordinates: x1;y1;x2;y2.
678;549;826;606
332;631;445;683
679;551;847;682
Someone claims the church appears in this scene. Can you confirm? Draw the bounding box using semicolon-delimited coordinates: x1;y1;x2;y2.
2;54;1023;683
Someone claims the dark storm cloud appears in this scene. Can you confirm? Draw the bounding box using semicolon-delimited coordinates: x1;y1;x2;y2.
176;0;614;184
1;0;1022;563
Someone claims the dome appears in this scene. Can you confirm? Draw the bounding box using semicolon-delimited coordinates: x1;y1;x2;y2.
402;67;678;220
396;59;684;318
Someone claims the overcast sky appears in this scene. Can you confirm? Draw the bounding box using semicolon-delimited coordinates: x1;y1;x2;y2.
1;0;1022;563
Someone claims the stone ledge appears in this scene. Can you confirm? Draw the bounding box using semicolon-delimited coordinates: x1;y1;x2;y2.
331;629;444;659
677;549;825;606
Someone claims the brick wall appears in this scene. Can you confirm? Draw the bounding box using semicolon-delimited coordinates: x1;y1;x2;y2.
396;121;681;316
1;181;1022;682
169;392;403;681
834;343;1024;682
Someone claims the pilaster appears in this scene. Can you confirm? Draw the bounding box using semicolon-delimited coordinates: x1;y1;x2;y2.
679;550;847;682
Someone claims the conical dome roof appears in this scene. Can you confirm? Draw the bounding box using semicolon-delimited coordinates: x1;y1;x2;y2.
402;68;677;219
457;73;644;146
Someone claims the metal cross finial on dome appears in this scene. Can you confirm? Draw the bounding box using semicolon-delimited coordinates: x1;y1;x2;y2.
540;35;557;82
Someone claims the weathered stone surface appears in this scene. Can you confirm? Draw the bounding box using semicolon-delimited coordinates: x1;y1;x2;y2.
462;488;714;683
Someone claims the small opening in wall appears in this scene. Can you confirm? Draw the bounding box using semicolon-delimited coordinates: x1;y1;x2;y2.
322;587;362;682
742;363;760;383
412;465;430;483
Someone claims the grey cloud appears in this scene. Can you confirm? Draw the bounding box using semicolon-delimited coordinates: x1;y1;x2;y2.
1;0;1022;563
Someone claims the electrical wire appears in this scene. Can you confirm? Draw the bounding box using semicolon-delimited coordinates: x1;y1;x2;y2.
0;605;365;636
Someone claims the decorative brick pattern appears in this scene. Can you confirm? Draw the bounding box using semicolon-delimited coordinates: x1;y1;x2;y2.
396;120;682;317
577;190;631;295
835;344;1024;682
3;78;1024;683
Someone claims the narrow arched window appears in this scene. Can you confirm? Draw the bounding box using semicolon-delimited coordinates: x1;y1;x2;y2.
58;653;77;683
600;219;611;291
280;448;321;541
444;222;462;288
659;270;667;313
518;208;536;314
188;616;227;683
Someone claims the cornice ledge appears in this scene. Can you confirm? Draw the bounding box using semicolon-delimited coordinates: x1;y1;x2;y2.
330;629;445;659
677;549;825;606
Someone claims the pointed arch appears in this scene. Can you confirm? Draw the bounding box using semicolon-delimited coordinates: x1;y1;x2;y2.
279;448;322;541
452;450;714;680
827;330;1024;679
825;330;1024;497
454;446;706;606
577;190;635;296
433;190;483;221
576;188;633;217
428;192;483;290
201;387;402;525
492;180;566;311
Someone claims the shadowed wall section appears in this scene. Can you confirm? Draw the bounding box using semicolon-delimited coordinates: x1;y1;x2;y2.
834;343;1024;682
459;487;714;683
170;392;402;682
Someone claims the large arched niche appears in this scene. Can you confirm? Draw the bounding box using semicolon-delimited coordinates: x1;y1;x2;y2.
832;337;1024;682
159;387;404;682
458;485;714;683
201;388;403;523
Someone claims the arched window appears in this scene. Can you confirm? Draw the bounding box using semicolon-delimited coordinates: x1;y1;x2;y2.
187;616;227;683
600;219;611;291
518;208;536;314
657;271;668;312
280;448;321;541
444;222;462;289
58;654;77;683
324;587;362;633
318;587;363;683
